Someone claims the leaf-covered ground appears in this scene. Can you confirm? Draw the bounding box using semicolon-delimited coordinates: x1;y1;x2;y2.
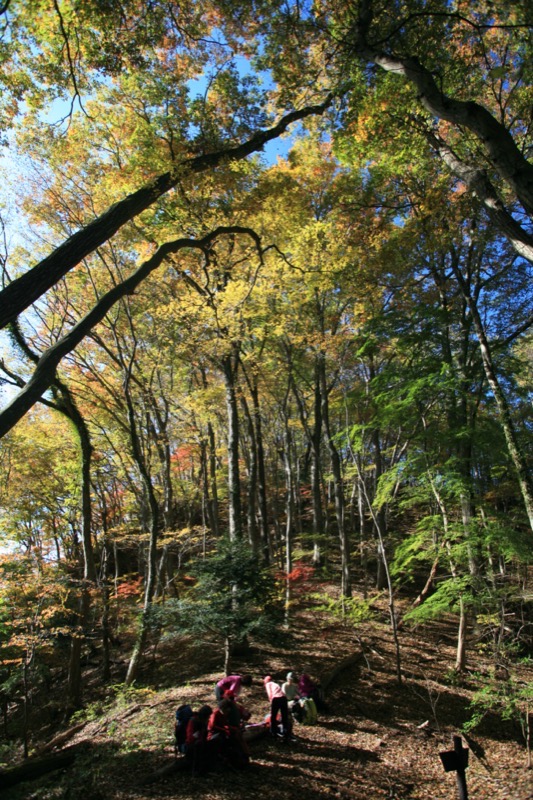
3;590;532;800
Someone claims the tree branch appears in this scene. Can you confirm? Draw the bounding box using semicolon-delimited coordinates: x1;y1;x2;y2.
350;4;533;220
0;96;334;330
0;226;264;438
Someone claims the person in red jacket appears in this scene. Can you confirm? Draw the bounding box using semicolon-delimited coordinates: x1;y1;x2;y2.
207;699;232;742
184;705;211;774
208;698;250;768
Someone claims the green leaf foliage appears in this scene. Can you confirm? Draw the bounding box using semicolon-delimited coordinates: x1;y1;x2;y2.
149;538;285;648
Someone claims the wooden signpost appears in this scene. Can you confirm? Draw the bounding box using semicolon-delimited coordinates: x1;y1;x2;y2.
439;735;469;800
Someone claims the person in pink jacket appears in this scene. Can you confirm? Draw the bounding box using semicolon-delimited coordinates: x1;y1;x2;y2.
214;673;252;702
263;675;294;741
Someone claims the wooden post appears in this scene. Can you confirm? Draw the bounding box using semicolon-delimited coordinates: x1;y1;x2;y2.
439;734;469;800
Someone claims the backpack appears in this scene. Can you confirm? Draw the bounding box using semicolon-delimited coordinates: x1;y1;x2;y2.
300;697;318;725
175;704;194;753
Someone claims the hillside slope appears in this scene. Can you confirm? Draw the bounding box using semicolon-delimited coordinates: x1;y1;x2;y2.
2;591;532;800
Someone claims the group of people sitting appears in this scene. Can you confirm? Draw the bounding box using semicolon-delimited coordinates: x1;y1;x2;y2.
174;670;322;774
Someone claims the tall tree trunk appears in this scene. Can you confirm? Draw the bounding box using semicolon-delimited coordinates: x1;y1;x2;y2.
221;353;242;540
311;363;324;566
124;371;160;685
250;380;270;564
355;460;402;683
200;435;218;537
51;380;96;710
282;415;294;628
319;353;351;597
240;394;260;552
451;264;533;534
289;349;324;566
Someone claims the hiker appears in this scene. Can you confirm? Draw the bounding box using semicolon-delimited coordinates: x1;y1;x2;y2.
207;698;233;744
298;672;317;698
214;673;252;702
223;689;251;728
298;672;327;713
184;705;212;774
282;672;304;723
208;698;249;769
174;704;194;755
263;675;294;742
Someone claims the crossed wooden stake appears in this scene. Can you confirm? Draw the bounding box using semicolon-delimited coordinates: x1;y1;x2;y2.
440;735;469;800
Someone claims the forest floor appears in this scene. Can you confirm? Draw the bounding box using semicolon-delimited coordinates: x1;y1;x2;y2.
2;580;532;800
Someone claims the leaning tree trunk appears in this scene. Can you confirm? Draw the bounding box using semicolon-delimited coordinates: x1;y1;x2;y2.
7;325;97;710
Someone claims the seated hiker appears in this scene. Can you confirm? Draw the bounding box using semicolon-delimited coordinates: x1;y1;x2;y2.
174;704;194;756
208;698;249;769
298;672;316;698
282;672;304;723
298;671;327;712
263;675;295;742
184;705;212;774
222;690;251;729
208;698;232;745
214;673;252;702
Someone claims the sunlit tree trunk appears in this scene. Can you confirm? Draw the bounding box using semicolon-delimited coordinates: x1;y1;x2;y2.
240;393;260;552
221;351;242;540
282;410;294;627
250;379;270;563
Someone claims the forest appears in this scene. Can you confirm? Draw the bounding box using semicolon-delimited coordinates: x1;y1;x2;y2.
0;1;531;798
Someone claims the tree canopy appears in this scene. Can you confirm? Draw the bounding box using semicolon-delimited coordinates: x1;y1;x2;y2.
0;0;531;717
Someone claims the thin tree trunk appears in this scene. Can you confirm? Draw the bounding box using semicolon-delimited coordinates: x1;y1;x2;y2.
282;417;294;628
452;264;533;534
124;367;160;685
319;354;351;597
240;394;260;552
222;353;242;540
250;381;270;564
